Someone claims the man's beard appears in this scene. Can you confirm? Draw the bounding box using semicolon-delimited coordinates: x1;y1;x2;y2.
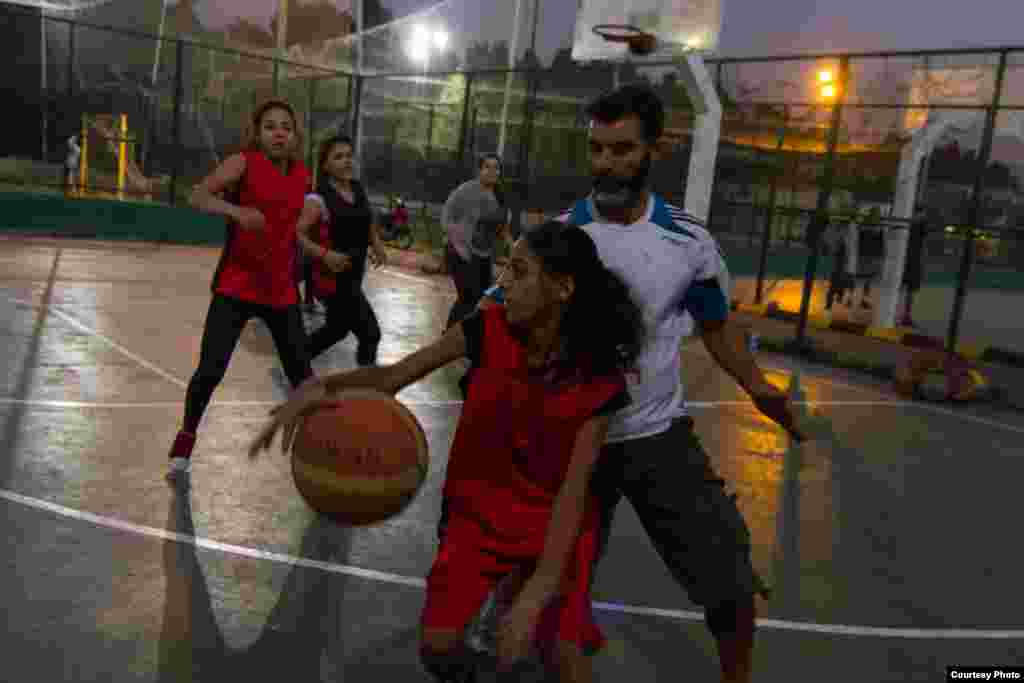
592;156;652;212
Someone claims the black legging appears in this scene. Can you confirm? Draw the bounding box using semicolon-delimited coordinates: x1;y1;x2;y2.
445;245;493;330
306;281;381;365
183;294;312;433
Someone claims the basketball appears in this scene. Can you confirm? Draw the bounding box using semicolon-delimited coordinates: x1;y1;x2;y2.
291;390;429;526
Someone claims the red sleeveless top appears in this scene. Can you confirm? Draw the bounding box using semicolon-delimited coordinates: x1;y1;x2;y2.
444;306;625;557
212;150;310;308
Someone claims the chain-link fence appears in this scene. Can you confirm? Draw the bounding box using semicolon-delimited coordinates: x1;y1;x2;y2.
4;2;1024;358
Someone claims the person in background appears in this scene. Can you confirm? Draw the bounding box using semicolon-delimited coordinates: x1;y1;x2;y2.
854;214;885;310
899;207;934;328
165;98;313;481
825;224;853;311
295;135;387;368
65;133;81;196
442;154;509;330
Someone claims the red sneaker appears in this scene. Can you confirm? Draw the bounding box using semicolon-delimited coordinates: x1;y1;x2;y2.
166;431;196;480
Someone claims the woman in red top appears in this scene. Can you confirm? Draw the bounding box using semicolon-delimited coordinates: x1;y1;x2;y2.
166;99;314;480
251;221;645;682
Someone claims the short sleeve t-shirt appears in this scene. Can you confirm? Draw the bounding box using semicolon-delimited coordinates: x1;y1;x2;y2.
443;180;503;260
556;194;730;442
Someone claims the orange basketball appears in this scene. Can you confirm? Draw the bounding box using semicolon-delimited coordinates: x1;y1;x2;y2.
291;390;429;526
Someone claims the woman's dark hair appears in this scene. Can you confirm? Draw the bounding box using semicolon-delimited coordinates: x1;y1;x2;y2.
478;152;505;206
479;153;502;173
316;135;354;182
585;84;665;143
243;98;304;161
523;220;644;377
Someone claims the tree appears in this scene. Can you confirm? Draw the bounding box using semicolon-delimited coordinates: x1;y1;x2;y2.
72;0;169;85
515;48;542;72
224;17;275;49
269;0;354;48
361;0;394;29
549;47;575;75
465;41;509;70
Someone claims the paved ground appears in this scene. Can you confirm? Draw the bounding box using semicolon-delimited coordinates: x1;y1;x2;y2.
1;236;1023;682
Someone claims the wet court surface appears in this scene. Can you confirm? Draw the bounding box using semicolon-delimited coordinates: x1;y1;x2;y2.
1;237;1022;681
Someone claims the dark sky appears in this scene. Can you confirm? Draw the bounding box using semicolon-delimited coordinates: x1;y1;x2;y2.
195;0;1024;59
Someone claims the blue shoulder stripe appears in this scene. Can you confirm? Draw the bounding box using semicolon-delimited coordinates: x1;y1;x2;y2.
570;199;593;226
652;196;698;241
666;204;705;227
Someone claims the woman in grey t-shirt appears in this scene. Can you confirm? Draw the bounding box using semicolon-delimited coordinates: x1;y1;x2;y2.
442;154;508;330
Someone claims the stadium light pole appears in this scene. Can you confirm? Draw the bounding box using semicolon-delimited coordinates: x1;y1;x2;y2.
793;59;848;352
277;0;289;55
497;0;524;160
407;24;448;68
151;0;167;87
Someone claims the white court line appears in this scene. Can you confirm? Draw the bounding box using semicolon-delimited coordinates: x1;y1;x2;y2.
375;268;452;289
0;397;925;412
6;291;1024;435
1;486;1022;640
7;297;187;390
0;398;465;410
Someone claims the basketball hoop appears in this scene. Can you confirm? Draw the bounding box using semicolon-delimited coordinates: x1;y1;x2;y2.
592;24;658;56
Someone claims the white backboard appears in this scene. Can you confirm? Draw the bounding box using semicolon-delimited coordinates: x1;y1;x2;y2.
571;0;723;63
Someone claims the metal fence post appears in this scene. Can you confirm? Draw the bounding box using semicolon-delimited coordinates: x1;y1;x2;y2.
272;57;279;97
350;75;364;157
425;103;436;162
794;57;849;351
40;14;48;163
756;105;790;304
67;21;75;99
946;50;1009;354
517;0;542;184
518;68;539;185
456;72;474;169
167;39;184;207
306;77;315;170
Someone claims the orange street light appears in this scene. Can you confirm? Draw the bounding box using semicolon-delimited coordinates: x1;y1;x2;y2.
818;69;834;83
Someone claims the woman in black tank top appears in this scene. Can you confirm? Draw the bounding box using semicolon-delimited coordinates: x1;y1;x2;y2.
296;136;388;366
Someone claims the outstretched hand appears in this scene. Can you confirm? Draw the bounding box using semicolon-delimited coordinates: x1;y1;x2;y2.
248;377;328;458
750;385;807;443
369;245;387;269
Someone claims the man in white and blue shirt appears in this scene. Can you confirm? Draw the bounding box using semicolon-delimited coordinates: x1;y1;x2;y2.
482;85;804;683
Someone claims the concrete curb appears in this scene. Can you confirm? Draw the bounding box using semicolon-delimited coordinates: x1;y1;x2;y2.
731;300;1024;370
382;244;1024;375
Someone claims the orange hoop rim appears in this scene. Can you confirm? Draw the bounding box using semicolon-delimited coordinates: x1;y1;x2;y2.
592;23;650;43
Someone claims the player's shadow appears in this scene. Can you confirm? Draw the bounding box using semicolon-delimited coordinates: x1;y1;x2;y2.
156;486;354;682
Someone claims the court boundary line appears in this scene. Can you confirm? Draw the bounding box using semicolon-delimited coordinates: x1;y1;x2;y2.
1;486;1021;640
0;398;922;410
7;297;187;390
6;288;1024;435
